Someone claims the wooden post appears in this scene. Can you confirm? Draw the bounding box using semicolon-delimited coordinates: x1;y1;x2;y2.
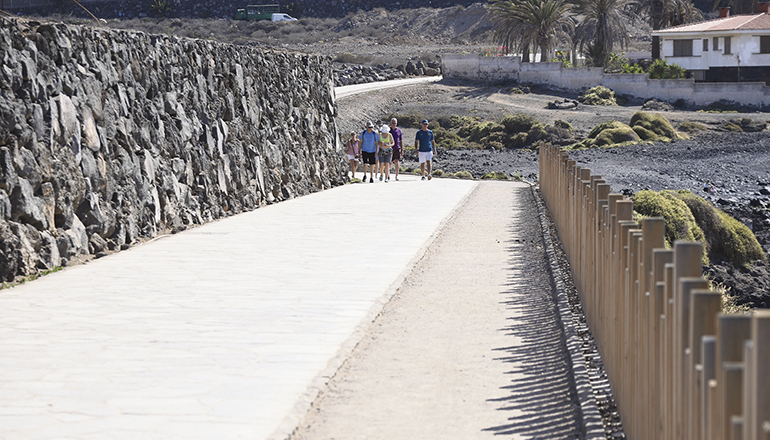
702;335;716;440
652;249;673;440
748;311;770;440
715;314;751;440
672;241;704;440
689;290;721;440
663;262;675;440
723;362;744;440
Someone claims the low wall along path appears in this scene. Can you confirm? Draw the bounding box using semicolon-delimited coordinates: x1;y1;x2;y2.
0;18;345;282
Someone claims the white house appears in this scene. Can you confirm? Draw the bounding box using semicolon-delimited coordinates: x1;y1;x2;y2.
651;4;770;84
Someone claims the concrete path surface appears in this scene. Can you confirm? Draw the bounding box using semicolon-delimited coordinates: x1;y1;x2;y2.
290;181;582;440
334;76;442;99
0;175;476;440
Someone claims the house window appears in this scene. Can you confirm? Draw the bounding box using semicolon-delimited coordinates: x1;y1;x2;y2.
761;36;770;53
724;36;732;54
713;37;720;51
673;39;694;57
703;39;709;51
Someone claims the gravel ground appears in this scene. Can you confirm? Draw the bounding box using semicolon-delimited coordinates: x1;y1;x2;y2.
337;80;770;308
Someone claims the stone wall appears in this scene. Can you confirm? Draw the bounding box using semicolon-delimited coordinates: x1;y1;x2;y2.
0;18;344;282
442;54;770;108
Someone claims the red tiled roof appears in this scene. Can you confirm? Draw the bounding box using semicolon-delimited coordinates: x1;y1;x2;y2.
652;13;770;34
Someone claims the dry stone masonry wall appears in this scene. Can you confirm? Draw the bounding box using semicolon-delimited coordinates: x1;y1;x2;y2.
0;18;344;282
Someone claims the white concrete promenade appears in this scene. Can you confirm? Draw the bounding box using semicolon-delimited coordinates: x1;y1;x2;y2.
0;175;476;439
334;76;442;99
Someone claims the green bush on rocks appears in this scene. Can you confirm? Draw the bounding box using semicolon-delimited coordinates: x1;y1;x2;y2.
580;86;617;106
453;171;474;179
554;120;573;131
633;190;766;267
386;112;424;128
433;127;465;150
673;191;765;266
481;171;510;180
629;111;682;142
570;120;639;149
678;121;707;133
502;113;541;134
633;190;707;263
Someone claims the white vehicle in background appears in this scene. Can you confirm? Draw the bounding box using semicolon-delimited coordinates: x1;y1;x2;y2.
271;13;297;21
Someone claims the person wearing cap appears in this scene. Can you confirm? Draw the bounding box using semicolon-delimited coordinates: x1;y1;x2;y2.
360;121;380;183
346;131;360;180
414;119;437;180
378;124;394;182
389;118;403;181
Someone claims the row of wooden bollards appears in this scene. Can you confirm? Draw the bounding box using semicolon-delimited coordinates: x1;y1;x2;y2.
538;143;770;440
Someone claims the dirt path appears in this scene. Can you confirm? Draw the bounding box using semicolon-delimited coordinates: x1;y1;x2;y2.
290;181;582;440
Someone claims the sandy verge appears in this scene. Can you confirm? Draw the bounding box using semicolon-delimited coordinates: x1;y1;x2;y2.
290;181;582;440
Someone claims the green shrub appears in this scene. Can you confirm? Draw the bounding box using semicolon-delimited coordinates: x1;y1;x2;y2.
433;127;464;150
481;171;510;180
629;111;679;142
468;122;502;143
431;169;446;177
485;140;504;150
581;86;617;106
554;120;573;131
386;112;424;128
447;115;479;130
633;190;707;263
527;124;547;143
579;120;640;148
502;113;541;134
672;190;765;267
453;171;474;179
722;122;743;132
678;121;707;133
593;126;640;147
587;120;626;139
715;210;766;266
648;59;686;79
507;132;529;149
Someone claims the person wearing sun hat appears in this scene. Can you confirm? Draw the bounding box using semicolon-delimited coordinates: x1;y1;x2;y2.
414;119;436;180
378;124;394;182
360;121;379;183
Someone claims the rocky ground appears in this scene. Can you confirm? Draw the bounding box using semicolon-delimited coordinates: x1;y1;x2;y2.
337;81;770;309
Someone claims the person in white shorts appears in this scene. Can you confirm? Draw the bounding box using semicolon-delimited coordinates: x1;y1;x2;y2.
346;131;360;180
414;119;437;180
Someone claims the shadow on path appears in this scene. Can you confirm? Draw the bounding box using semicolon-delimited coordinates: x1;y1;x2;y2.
484;186;581;439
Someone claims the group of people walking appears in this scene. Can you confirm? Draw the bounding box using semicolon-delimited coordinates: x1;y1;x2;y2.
345;118;437;183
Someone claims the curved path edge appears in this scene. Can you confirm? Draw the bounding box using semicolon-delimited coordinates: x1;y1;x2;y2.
268;181;479;440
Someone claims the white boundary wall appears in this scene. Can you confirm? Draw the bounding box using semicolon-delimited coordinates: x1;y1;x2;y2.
442;54;770;108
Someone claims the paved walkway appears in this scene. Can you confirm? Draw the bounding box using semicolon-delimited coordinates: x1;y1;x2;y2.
290;181;581;440
0;175;477;439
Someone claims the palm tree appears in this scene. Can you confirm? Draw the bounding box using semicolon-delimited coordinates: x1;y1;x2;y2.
637;0;703;58
574;0;638;67
490;0;574;62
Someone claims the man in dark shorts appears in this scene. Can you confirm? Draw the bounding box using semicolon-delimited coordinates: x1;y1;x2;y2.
389;118;403;181
360;121;380;183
